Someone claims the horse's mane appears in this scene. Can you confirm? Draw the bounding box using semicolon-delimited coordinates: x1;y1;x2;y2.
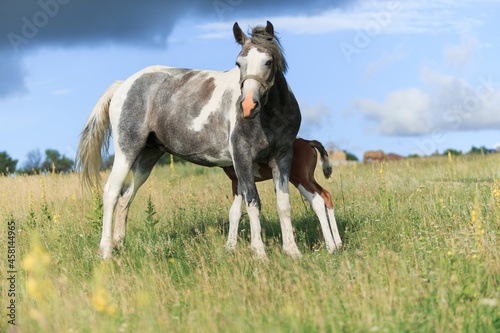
249;26;288;74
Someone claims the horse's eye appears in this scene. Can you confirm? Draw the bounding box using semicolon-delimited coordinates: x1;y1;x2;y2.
265;60;273;67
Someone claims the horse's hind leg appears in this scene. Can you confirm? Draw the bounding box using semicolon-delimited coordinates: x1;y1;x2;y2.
318;187;342;251
100;153;132;259
113;148;164;249
296;184;337;253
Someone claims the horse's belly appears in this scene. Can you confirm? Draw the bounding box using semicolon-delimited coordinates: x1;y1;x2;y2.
181;152;233;167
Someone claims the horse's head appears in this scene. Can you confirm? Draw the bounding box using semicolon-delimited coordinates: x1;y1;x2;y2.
233;21;286;119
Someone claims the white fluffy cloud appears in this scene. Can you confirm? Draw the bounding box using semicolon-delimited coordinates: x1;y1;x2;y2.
353;67;500;135
198;0;484;39
353;88;433;135
443;35;478;70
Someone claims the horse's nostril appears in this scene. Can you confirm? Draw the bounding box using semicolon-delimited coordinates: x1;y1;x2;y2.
254;100;260;110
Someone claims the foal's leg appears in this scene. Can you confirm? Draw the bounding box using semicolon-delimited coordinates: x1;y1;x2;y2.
100;152;132;259
319;188;342;250
296;184;337;253
271;158;302;258
113;148;164;249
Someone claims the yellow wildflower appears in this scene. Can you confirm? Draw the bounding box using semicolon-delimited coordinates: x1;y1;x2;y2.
29;192;34;211
22;234;54;303
22;241;51;273
170;154;175;172
91;286;117;315
26;278;40;299
470;209;477;225
91;262;118;316
470;197;485;254
40;176;46;201
492;179;500;203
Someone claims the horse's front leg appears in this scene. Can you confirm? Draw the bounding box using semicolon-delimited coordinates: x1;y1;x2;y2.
233;155;266;258
270;157;302;258
226;178;243;250
244;187;266;258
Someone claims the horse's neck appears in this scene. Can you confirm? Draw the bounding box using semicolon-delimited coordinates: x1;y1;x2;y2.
269;72;290;106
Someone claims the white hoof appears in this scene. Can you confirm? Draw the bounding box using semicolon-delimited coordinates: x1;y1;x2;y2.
99;239;112;260
225;241;237;251
327;242;343;254
283;245;302;259
99;247;112;260
112;237;125;251
251;244;267;259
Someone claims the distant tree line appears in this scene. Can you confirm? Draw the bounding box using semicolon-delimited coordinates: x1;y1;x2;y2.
441;145;496;157
407;145;497;159
0;149;187;176
0;149;75;175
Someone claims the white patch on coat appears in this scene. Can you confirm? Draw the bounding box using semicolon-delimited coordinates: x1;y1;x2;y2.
190;68;240;132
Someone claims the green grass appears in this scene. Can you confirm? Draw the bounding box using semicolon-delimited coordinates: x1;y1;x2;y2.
1;155;499;332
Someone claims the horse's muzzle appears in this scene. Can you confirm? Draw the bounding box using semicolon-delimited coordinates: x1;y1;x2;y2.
240;94;260;119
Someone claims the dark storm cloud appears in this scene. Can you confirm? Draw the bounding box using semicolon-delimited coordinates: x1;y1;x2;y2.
0;0;348;97
0;52;26;98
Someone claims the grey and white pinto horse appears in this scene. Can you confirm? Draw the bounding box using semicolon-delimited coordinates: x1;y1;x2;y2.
77;21;302;259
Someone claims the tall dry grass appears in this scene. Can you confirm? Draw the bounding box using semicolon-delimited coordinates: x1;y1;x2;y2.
1;155;499;332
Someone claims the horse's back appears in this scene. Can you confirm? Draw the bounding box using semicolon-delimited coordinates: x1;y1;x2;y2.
111;66;238;167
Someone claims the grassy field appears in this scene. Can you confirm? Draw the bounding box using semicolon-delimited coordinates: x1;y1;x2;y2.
1;154;499;332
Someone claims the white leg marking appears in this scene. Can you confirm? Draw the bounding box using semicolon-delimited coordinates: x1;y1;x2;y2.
298;185;342;253
226;194;243;250
276;182;302;258
327;207;343;250
297;185;336;253
99;155;131;260
246;203;266;258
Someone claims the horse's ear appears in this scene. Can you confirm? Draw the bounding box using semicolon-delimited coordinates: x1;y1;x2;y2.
233;22;248;45
265;21;274;36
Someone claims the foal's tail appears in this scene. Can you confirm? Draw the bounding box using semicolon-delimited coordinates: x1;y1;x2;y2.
76;81;123;190
309;140;333;179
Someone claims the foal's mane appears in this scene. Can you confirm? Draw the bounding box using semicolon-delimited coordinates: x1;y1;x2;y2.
249;26;288;74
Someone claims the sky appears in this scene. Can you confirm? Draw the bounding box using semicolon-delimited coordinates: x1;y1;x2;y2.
1;0;500;167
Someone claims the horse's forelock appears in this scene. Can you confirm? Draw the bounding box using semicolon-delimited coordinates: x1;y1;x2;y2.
249;26;288;74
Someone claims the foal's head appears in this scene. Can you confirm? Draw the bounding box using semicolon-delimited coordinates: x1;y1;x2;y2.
233;21;287;119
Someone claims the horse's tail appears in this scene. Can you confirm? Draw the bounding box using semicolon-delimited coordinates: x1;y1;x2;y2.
309;140;332;179
76;81;123;190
